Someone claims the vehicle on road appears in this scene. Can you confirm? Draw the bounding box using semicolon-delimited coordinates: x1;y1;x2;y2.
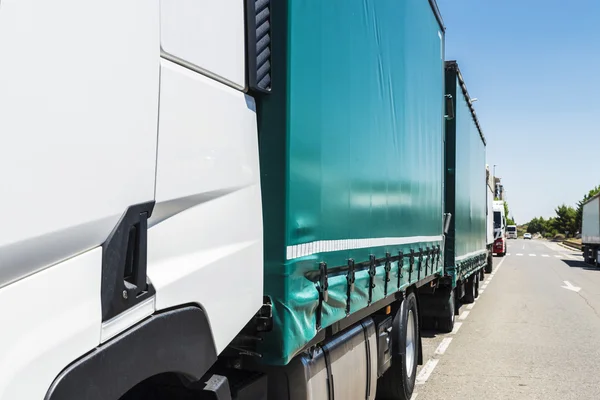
582;194;600;265
524;233;532;240
485;166;495;272
493;201;507;256
0;2;492;400
420;61;489;335
507;225;518;239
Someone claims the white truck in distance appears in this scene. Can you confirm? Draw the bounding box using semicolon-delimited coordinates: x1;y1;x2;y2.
493;201;507;256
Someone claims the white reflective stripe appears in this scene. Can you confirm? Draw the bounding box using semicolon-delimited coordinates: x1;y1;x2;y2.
285;235;443;260
455;249;487;262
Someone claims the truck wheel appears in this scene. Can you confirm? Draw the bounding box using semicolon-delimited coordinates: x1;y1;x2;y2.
463;276;476;304
485;252;493;273
474;273;480;299
436;288;455;333
376;292;419;400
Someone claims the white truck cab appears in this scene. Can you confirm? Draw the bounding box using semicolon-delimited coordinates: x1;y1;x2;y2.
0;1;263;398
493;201;507;256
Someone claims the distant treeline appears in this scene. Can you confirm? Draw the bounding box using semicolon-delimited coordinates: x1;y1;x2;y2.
524;185;600;238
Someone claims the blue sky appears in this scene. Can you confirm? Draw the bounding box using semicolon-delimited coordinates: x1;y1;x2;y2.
437;0;600;224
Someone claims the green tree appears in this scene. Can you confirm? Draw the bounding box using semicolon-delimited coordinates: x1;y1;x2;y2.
503;201;515;225
527;217;545;234
575;185;600;233
554;204;577;237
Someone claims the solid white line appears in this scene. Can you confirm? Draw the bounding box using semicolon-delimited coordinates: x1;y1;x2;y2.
494;256;507;271
416;359;439;385
466;303;475;310
434;337;453;356
529;254;536;257
459;311;470;320
286;235;443;259
451;322;462;334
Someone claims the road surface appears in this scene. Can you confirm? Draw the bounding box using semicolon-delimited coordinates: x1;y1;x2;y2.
414;238;600;400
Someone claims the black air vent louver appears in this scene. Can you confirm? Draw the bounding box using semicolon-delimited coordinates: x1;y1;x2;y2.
247;0;271;93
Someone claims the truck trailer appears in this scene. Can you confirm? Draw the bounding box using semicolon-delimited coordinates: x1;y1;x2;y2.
485;166;495;272
419;62;488;333
0;1;490;400
582;194;600;265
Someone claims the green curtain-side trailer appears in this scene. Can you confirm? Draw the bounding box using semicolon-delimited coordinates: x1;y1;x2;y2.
256;0;446;366
444;61;488;287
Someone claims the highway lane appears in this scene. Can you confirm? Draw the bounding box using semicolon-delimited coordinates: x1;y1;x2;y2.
414;239;600;400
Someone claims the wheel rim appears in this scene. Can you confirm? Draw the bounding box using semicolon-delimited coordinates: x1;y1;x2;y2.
406;309;416;377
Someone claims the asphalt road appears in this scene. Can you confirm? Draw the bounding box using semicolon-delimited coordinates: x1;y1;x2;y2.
414;239;600;400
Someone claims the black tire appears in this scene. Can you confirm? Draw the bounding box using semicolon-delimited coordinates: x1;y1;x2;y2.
377;292;420;400
463;275;476;304
421;316;436;330
436;288;455;333
485;251;493;273
474;272;480;299
479;268;485;281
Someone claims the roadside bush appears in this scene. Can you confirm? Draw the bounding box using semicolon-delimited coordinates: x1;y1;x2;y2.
553;233;566;241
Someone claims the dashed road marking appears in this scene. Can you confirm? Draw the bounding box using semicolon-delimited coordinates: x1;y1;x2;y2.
410;393;419;400
481;284;488;289
529;254;536;257
459;311;470;320
416;359;439;385
507;253;511;256
466;303;475;310
479;289;484;295
516;253;523;256
434;337;453;356
555;255;562;258
451;322;462;334
542;254;549;257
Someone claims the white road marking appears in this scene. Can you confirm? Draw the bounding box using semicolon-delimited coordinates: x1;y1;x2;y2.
516;253;523;256
416;359;439;385
542;254;549;257
507;253;511;256
555;254;562;258
451;322;462;334
466;303;475;310
481;284;488;289
479;289;484;294
567;254;583;260
496;257;507;269
529;254;536;257
434;337;453;356
561;281;581;292
522;245;525;249
410;394;419;400
459;311;470;320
